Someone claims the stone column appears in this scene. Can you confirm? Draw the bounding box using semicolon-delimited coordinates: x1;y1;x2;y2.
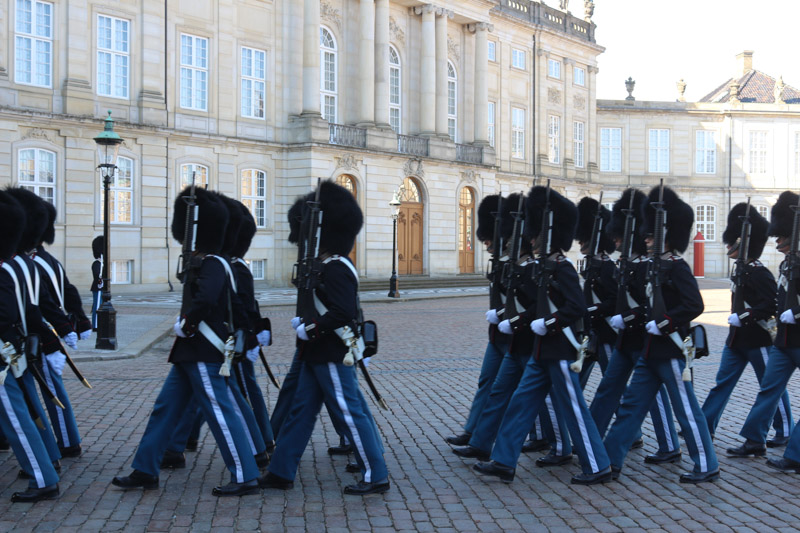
416;5;436;136
374;0;391;129
302;0;321;116
435;9;449;139
473;23;491;145
563;57;574;169
357;0;376;126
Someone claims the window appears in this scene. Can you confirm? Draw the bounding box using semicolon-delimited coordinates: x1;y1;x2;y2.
241;47;266;118
648;129;670;173
389;46;401;133
488;101;495;148
248;259;265;280
600;128;622;172
320;27;337;123
180;163;208;189
487;41;496;62
15;0;53;87
749;131;768;174
241;169;267;228
512;49;525;69
111;260;132;284
101;155;133;224
97;15;129;99
18;148;55;204
573;121;585;168
757;205;769;219
548;116;560;164
447;61;457;142
695;131;716;174
180;34;208;111
511;107;525;159
574;66;585;86
695;205;716;242
548;59;561;79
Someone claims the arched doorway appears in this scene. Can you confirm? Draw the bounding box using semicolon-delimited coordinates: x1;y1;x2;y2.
459;187;476;273
397;177;424;275
335;174;358;266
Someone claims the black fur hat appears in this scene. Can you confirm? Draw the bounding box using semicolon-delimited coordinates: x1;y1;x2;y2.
767;191;799;238
722;203;769;260
287;197;305;245
92;236;104;259
641;186;694;253
231;203;257;259
216;193;244;256
5;187;48;252
476;195;500;243
171;187;229;254
524;186;577;253
0;191;25;260
301;180;363;256
41;200;57;245
608;188;648;256
576;197;615;254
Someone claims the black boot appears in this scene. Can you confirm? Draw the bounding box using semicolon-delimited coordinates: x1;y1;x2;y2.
212;479;259;497
327;443;353;455
444;433;472;446
629;438;644;450
452;445;490;461
111;470;159;490
535;452;573;467
472;460;515;483
571;467;613;485
344;479;391;495
521;439;550;453
766;456;800;473
254;451;270;469
185;439;199;451
265;440;276;454
345;462;360;473
59;445;82;458
644;449;681;464
767;435;790;448
11;484;59;503
679;469;720;484
258;472;293;490
0;438;10;451
160;450;186;469
726;439;766;457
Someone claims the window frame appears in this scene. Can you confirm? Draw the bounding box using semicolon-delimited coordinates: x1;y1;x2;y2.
488;101;495;148
240;46;266;119
487;41;496;62
248;259;265;280
511;106;525;160
548;58;561;80
756;205;769;220
748;130;768;175
96;14;130;99
179;163;209;190
548;115;560;164
15;0;53;88
573;121;585;168
389;45;401;134
447;60;457;142
241;168;268;229
573;66;585;87
110;259;133;284
320;26;338;124
648;128;670;173
600;127;622;173
695;205;716;242
18;147;56;205
101;155;134;224
695;130;717;174
179;33;209;111
511;48;526;70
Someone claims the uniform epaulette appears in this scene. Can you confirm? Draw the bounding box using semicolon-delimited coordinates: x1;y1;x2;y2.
668;254;683;262
751;259;763;268
557;255;569;263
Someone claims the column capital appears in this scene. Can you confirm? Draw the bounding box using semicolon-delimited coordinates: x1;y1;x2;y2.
467;22;494;33
587;65;599;74
413;4;437;15
563;57;575;66
436;7;454;18
537;49;550;58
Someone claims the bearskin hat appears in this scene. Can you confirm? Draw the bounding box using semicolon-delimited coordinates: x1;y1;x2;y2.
722;203;769;260
576;197;615;254
231;203;257;259
92;236;104;259
171;187;229;254
5;187;48;253
608;188;648;256
301;180;363;256
767;191;800;238
641;186;694;253
524;186;577;253
476;195;501;243
0;191;25;261
287;197;305;245
41;200;57;245
215;193;244;256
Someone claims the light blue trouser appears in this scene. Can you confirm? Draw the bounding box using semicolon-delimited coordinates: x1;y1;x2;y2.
605;357;718;474
132;362;259;483
0;373;59;488
703;345;792;438
491;358;610;475
740;346;800;462
91;290;101;329
463;341;508;435
269;361;388;483
590;347;679;453
20;371;61;461
237;359;275;446
38;357;81;450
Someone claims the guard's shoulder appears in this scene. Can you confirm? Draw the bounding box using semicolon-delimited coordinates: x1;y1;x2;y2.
323;256;358;282
668;254;684;262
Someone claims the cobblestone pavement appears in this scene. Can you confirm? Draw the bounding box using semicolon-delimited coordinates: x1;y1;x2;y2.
2;291;800;532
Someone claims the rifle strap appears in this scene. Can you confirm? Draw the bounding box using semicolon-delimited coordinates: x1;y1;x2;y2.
743;299;778;339
312;256;365;360
546;297;582;351
32;256;63;310
198;322;227;355
14;256;41;307
197;255;237;356
1;263;30;378
2;263;27;335
590;288;614;329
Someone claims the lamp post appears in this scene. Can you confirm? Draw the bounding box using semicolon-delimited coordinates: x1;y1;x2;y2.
388;192;401;298
93;111;123;350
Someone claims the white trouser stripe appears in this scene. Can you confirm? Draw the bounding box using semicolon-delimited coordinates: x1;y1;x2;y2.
43;360;70;447
328;363;372;483
198;363;244;483
534;416;543;440
544;395;563;455
761;347;790;436
226;387;256;454
603;344;613;364
670;359;707;472
0;385;45;487
560;361;599;472
655;392;675;451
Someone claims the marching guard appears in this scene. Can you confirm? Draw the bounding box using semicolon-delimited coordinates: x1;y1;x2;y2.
90;236;104;331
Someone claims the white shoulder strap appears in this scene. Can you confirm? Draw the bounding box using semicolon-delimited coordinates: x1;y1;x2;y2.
1;263;27;335
13;256;40;307
33;255;62;309
206;255;237;293
232;257;250;271
323;255;359;285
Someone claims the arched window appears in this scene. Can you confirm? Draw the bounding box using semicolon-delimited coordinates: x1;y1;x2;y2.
102;155;133;224
695;205;716;242
447;61;457;142
180;163;209;189
397;177;421;203
320;27;337;123
389;45;401;133
336;174;356;196
241;169;267;228
18;148;56;204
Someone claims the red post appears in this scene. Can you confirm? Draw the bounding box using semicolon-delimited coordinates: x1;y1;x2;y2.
693;231;705;278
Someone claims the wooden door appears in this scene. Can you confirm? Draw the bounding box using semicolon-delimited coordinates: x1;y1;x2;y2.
398;203;423;275
459;187;476;273
335;175;357;266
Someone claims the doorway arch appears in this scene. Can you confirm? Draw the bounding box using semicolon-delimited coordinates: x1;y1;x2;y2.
396;177;424;275
335;174;358;266
458;187;476;273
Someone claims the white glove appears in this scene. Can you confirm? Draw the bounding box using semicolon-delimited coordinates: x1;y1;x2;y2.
363;357;371;367
531;318;547;336
174;319;187;338
498;320;512;335
780;309;796;324
45;351;67;376
485;309;500;324
291;317;302;329
246;347;259;363
63;332;78;351
79;329;92;341
610;314;625;331
645;320;662;336
257;330;271;346
296;324;309;341
728;313;742;327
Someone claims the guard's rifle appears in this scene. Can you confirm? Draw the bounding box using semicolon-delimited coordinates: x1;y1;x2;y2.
295;179;323;323
614;190;638;316
501;194;526;326
731;198;752;318
532;180;554;359
572;191;604;373
782;193;800;317
487;195;505;314
176;172;200;289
